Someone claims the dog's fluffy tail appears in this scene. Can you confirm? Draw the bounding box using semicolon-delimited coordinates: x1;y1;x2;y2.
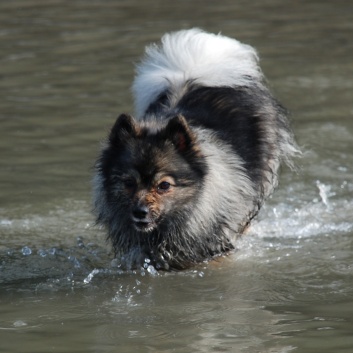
132;28;263;117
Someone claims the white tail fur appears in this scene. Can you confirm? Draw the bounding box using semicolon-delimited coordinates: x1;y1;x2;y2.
132;28;263;117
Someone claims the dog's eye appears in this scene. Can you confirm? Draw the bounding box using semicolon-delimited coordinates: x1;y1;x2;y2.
157;181;171;192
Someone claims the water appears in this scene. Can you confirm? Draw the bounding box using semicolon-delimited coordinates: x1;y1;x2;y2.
1;1;353;352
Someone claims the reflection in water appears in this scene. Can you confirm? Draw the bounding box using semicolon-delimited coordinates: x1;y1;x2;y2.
1;1;353;352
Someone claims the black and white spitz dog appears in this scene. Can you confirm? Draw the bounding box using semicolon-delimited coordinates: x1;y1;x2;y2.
93;29;299;270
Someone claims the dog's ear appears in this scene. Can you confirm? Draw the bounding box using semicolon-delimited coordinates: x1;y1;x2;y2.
164;115;198;154
109;114;139;145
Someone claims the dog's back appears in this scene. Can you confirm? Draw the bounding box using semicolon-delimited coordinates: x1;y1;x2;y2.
133;28;299;203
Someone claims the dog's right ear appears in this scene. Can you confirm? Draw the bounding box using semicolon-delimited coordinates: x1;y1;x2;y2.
109;114;139;146
164;115;198;154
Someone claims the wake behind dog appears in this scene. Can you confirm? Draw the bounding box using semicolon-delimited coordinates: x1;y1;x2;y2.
93;29;300;270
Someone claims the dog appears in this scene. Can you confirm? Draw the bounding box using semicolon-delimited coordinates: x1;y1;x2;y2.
93;29;300;270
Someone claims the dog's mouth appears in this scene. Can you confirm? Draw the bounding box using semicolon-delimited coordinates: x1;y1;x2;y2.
132;219;156;232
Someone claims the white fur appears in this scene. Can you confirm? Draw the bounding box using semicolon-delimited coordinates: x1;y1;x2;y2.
189;128;257;237
132;28;263;118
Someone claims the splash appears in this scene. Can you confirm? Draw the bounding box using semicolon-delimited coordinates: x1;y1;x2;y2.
83;269;101;284
316;180;333;210
249;180;353;240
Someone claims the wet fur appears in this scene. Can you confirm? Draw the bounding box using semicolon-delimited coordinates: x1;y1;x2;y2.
93;29;300;270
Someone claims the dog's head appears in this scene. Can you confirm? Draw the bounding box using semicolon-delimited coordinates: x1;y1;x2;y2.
96;114;207;234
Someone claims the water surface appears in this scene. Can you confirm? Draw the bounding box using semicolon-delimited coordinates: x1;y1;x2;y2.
1;1;353;352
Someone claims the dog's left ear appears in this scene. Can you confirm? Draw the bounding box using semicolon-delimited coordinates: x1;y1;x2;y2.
164;115;198;153
109;114;139;146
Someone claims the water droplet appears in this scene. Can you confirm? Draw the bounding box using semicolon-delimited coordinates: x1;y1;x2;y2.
316;180;332;210
38;249;47;257
76;236;85;248
143;258;151;269
21;246;32;256
68;256;81;268
146;265;158;276
83;269;100;284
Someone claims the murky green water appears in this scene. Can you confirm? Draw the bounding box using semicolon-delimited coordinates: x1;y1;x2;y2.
1;1;353;352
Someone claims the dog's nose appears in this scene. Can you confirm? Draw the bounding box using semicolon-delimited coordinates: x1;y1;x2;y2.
132;205;149;220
